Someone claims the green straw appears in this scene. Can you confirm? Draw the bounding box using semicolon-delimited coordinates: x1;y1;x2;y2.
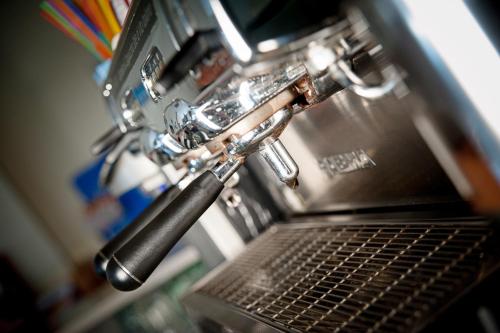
40;1;103;61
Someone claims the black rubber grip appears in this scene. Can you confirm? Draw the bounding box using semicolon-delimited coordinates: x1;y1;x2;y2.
106;171;224;291
91;125;124;155
93;186;181;277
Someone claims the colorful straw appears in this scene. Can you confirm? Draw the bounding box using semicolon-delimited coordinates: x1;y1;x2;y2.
41;1;104;60
40;0;129;60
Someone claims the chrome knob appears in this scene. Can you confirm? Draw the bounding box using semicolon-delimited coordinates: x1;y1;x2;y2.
140;129;187;165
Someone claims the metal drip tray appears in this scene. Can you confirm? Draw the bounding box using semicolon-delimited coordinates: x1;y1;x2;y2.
184;220;497;332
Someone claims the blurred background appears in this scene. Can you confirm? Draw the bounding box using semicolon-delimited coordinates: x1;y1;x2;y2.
0;2;203;332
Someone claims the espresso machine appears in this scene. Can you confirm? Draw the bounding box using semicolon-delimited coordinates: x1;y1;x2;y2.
92;0;500;331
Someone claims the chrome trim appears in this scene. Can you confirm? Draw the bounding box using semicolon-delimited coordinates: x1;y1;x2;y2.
112;255;144;285
163;65;307;149
120;89;145;127
224;108;299;187
259;139;299;188
140;46;165;102
140;129;187;165
99;131;142;186
335;59;399;99
225;108;292;156
210;157;244;183
208;0;252;62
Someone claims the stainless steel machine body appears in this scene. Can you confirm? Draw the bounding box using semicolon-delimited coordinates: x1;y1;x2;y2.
92;0;500;331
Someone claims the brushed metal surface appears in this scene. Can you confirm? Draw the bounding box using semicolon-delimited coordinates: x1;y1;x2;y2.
185;219;496;332
251;85;461;213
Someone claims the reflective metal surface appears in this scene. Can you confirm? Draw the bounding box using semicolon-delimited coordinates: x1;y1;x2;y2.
96;0;500;331
199;108;299;187
210;157;243;183
105;0;218;133
185;218;498;332
251;84;461;213
163;65;307;149
140;129;187;165
225;108;292;156
99;130;141;187
208;0;252;63
259;140;299;188
140;46;165;102
333;58;399;99
353;1;500;210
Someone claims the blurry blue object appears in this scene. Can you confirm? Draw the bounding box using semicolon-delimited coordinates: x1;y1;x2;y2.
93;60;112;86
119;187;155;218
132;83;149;106
73;157;163;240
104;187;156;239
73;156;106;203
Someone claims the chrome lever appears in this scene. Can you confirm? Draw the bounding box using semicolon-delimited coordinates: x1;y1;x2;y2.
91;125;126;156
99;131;141;187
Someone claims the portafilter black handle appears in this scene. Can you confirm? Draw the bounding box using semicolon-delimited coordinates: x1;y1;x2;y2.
93;186;180;277
91;125;125;155
106;170;224;291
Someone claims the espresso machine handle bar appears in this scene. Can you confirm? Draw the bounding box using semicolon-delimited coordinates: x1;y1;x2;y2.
90;125;125;155
106;169;227;291
93;186;181;277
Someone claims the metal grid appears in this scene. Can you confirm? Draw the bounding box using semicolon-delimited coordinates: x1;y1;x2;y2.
198;222;493;332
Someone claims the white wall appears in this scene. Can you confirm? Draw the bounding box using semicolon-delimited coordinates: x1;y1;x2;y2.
0;2;111;266
0;172;69;293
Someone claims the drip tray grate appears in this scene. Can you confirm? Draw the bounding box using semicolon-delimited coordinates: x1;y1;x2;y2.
195;222;494;332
